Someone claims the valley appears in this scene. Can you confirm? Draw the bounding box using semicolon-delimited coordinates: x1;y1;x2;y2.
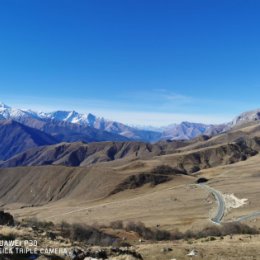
4;153;260;231
1;107;260;259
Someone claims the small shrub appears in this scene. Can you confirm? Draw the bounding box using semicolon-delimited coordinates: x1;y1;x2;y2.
196;177;208;184
125;221;172;241
191;166;201;173
24;218;54;230
110;220;124;229
151;165;186;175
0;233;16;241
123;221;259;241
221;222;259;235
60;223;117;246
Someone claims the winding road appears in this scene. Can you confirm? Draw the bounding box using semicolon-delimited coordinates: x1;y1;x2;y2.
197;183;260;224
197;184;225;224
44;182;260;225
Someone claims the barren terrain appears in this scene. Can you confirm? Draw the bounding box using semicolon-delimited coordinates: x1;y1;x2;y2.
1;122;260;259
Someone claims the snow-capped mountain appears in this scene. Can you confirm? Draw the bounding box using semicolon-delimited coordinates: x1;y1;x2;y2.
1;102;260;142
35;110;161;141
0;103;161;142
37;110;89;125
0;102;29;120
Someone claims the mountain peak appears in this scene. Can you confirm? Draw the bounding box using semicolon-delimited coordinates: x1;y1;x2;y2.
0;102;10;109
232;108;260;126
87;113;97;125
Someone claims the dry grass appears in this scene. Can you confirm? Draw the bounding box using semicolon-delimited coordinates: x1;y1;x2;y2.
6;154;260;234
137;234;260;260
0;225;29;238
1;123;260;257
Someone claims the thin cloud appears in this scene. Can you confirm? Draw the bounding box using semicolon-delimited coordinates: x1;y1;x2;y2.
161;93;192;102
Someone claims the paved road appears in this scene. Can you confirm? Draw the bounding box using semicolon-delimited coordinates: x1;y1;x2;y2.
45;182;260;224
236;211;260;222
197;184;225;224
198;183;260;224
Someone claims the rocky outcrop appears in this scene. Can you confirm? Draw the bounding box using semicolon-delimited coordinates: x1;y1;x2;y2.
0;211;14;226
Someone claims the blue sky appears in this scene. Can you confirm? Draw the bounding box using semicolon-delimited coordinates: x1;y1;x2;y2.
0;0;259;126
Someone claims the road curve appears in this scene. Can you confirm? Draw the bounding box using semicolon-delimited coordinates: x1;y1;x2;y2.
197;184;225;224
197;184;260;224
44;182;260;224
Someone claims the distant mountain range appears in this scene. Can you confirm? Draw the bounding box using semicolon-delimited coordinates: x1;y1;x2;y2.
1;102;260;161
0;119;57;161
160;122;229;140
0;102;227;141
0;103;160;142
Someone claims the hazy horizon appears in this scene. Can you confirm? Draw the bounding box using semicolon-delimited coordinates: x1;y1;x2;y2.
1;100;254;127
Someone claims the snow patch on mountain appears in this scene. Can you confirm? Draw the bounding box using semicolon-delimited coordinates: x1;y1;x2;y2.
1;102;260;142
0;103;161;142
